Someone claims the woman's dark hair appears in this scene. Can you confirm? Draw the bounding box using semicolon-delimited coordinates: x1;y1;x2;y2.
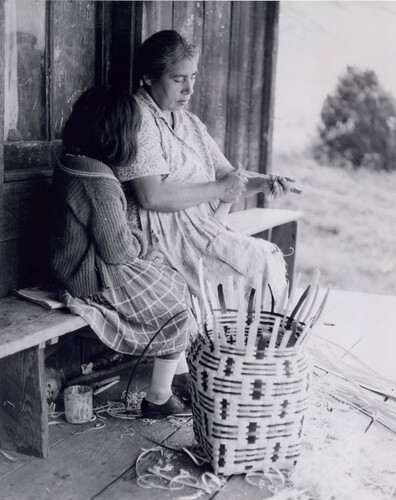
63;86;141;167
134;30;200;91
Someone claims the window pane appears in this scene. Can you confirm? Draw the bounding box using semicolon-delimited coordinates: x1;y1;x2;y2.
4;0;46;141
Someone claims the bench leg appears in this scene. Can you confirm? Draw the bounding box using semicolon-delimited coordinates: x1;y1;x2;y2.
0;346;49;458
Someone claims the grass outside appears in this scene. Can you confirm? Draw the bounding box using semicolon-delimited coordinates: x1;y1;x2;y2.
270;152;396;296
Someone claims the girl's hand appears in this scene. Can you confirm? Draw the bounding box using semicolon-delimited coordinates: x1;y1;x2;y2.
144;248;166;264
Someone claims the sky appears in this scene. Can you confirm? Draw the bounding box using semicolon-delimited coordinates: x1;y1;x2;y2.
273;1;396;152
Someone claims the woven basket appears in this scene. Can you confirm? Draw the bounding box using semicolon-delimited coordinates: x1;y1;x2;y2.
187;268;327;476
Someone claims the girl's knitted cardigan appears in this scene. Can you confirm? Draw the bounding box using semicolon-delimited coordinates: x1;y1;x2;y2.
51;154;147;297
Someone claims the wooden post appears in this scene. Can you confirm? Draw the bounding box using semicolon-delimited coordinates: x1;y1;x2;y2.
0;0;6;299
0;0;4;181
257;1;280;208
0;347;49;458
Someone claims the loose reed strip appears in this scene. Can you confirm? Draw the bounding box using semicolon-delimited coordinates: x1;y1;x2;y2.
287;375;396;499
311;337;396;399
310;365;396;434
136;447;226;495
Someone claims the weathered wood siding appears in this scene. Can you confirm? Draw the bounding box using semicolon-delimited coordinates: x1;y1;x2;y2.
0;1;279;297
0;0;98;296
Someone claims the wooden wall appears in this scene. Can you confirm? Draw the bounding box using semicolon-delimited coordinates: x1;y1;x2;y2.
0;1;4;297
0;0;279;298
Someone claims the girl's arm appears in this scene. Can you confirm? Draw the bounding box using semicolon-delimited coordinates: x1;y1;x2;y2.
90;190;144;264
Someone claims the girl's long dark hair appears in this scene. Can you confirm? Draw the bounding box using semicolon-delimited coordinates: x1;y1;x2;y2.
63;86;141;167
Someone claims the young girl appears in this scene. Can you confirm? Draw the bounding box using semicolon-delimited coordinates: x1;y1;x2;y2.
51;86;196;418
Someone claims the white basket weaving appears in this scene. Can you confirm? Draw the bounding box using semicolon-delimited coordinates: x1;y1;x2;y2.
187;266;328;476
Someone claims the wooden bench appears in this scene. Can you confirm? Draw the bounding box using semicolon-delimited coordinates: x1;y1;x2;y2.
0;296;87;458
0;207;302;458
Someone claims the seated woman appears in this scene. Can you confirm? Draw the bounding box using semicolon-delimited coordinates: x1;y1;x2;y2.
115;30;294;307
51;86;197;418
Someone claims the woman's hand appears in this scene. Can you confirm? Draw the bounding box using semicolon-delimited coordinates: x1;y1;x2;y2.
218;172;247;203
266;174;293;200
236;169;302;200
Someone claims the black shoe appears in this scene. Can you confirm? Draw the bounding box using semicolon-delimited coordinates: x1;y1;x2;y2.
171;373;192;402
141;394;191;419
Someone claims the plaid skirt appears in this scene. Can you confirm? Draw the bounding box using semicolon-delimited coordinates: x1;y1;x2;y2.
60;260;196;357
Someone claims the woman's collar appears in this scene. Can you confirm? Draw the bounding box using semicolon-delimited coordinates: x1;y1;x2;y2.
136;87;181;130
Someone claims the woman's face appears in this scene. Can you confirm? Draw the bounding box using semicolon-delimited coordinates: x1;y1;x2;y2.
145;56;199;112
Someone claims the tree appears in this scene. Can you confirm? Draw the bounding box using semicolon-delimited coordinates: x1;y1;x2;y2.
313;66;396;171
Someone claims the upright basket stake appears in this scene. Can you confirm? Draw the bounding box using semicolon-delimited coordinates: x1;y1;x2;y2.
260;265;269;311
268;316;282;350
207;280;227;345
279;323;294;349
217;283;228;313
282;272;301;331
227;275;236;310
198;259;220;347
298;288;330;346
198;259;212;317
211;313;220;351
246;280;262;350
301;284;320;324
236;277;246;348
295;269;321;324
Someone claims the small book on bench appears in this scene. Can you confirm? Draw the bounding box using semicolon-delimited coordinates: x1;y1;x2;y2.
14;286;65;310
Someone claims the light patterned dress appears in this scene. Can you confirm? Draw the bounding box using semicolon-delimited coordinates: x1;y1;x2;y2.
116;88;287;308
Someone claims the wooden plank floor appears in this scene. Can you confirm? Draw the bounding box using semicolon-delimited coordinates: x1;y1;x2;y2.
0;289;395;499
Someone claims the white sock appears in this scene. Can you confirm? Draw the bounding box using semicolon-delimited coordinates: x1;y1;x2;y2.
145;357;178;405
175;351;189;375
